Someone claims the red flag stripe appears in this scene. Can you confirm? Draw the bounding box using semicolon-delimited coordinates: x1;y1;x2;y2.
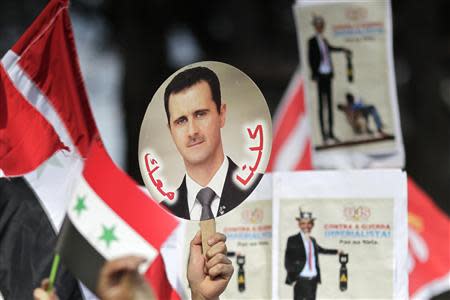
272;116;311;171
2;51;75;151
11;0;69;56
0;64;68;175
83;142;178;250
293;139;312;170
145;254;181;300
271;71;305;133
11;0;97;157
268;72;306;171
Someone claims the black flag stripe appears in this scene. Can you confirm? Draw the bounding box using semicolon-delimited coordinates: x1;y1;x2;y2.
56;217;106;293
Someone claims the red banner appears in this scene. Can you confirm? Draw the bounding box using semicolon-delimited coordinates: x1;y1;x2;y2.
408;178;450;298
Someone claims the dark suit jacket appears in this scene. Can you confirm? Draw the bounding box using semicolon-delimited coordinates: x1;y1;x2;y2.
308;36;347;79
0;178;82;299
161;157;262;220
284;232;338;285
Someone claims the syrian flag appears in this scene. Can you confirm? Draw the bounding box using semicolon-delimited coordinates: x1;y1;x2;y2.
0;0;181;299
56;141;179;298
0;0;98;296
270;68;450;299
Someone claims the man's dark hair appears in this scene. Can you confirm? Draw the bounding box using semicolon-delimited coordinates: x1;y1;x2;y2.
346;92;355;104
164;66;221;124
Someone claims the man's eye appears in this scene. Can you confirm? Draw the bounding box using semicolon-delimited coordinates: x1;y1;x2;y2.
175;118;187;125
195;111;207;118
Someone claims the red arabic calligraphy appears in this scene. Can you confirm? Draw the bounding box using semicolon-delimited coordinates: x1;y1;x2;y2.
144;153;174;201
236;124;263;186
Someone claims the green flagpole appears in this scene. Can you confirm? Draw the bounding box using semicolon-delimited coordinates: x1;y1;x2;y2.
47;254;60;292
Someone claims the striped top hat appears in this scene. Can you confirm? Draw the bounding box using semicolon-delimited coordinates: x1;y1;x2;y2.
296;209;316;221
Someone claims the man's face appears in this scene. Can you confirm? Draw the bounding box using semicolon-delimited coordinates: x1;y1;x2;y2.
314;21;325;34
298;219;314;234
168;80;226;168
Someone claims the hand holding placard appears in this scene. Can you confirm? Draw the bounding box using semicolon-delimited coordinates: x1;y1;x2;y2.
188;231;233;300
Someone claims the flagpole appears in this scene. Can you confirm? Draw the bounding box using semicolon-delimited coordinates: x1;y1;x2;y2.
47;253;60;292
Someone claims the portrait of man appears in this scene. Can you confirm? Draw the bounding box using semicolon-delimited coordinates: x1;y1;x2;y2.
284;210;342;300
160;66;262;220
308;15;352;144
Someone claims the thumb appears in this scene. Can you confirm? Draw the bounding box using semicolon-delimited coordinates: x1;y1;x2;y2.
189;231;203;259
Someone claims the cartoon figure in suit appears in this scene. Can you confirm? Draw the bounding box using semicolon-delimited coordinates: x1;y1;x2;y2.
284;210;343;300
308;15;352;144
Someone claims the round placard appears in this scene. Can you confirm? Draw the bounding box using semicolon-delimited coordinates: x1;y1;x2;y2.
139;61;272;220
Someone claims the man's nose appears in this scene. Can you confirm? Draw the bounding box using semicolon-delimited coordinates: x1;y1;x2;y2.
187;119;199;136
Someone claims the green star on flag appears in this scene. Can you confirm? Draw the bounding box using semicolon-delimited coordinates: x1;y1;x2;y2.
73;195;87;216
99;225;118;248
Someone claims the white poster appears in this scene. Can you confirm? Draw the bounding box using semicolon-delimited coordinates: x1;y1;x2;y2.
273;170;407;299
294;0;404;169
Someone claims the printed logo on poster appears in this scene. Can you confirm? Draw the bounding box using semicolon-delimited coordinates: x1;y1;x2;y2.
241;207;264;224
345;7;368;21
344;206;371;221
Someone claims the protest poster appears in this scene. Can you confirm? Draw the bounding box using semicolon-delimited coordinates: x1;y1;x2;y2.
273;170;408;299
294;0;404;168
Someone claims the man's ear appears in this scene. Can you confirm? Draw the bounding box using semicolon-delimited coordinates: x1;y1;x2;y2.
220;103;227;128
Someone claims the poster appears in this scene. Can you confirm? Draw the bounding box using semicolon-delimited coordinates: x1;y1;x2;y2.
273;170;407;299
138;61;272;220
180;174;273;299
163;171;407;299
294;0;404;168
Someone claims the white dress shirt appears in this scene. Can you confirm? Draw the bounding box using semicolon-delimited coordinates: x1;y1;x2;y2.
186;158;228;220
316;35;332;75
299;231;318;277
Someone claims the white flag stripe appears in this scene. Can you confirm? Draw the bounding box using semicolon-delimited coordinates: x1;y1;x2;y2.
68;176;158;271
26;153;84;231
412;272;450;300
273;115;310;171
1;49;18;70
1;50;84;231
1;50;75;153
272;68;303;131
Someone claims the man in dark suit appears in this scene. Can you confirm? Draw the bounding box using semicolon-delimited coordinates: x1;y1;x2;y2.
160;66;261;220
284;210;341;300
308;15;351;143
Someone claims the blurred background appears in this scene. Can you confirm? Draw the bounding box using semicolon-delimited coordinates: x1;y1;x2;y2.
0;0;448;298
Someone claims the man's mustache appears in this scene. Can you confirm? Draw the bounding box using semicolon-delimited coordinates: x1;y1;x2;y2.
187;134;205;147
